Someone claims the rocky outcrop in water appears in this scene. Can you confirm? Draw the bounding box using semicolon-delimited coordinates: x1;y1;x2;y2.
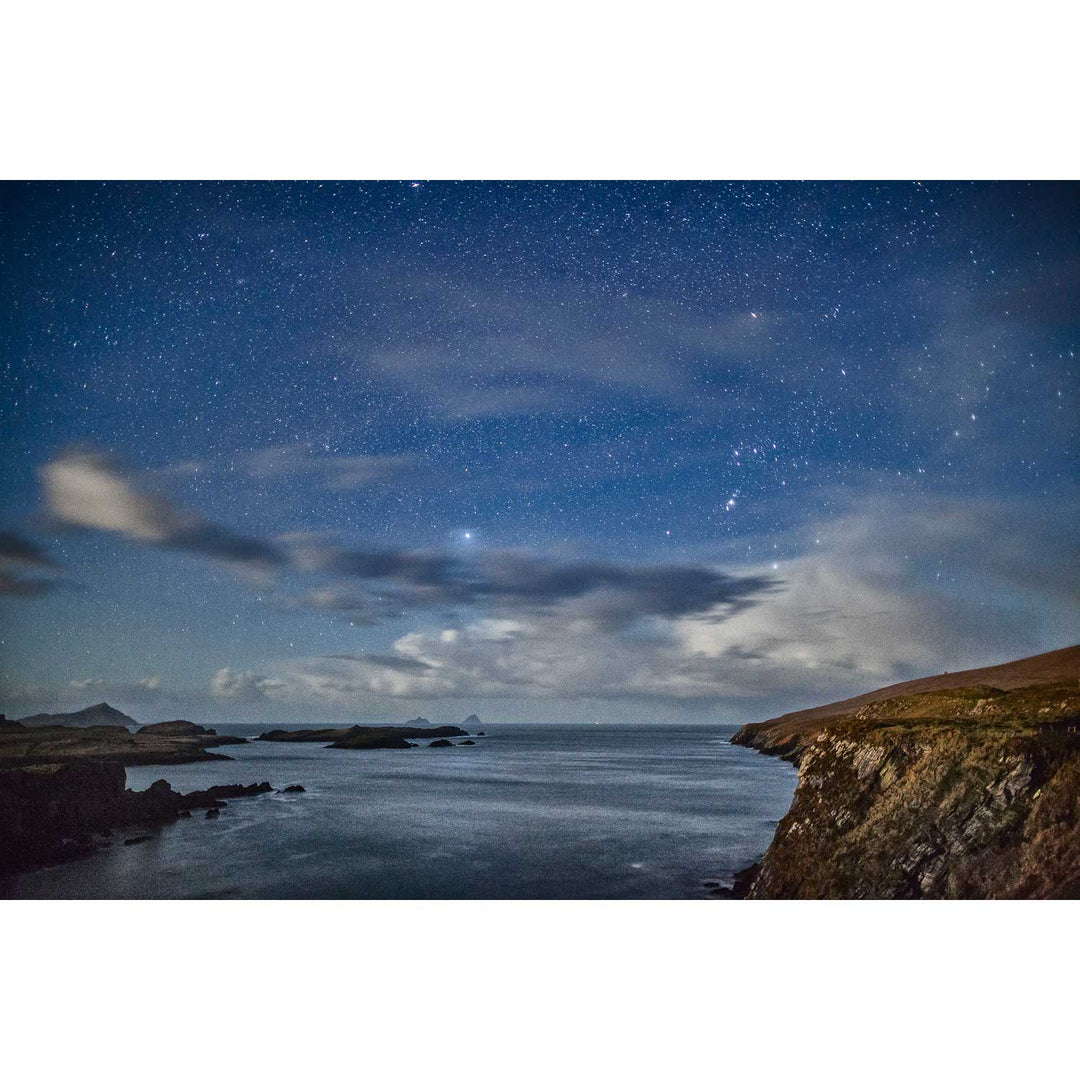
136;720;242;742
258;724;466;749
0;765;274;874
731;665;1080;899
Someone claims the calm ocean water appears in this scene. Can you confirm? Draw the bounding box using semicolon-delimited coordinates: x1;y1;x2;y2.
2;724;797;900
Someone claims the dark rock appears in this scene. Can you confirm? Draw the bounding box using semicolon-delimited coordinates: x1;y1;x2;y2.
205;808;220;819
261;724;466;748
124;835;152;846
458;740;476;745
281;785;305;793
428;739;453;748
137;720;208;735
194;782;272;801
1;763;275;874
0;762;127;871
327;734;417;750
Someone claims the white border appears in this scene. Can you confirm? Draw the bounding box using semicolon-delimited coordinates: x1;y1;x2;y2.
2;3;1077;179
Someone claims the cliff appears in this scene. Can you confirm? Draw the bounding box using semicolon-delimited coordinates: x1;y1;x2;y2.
730;648;1080;899
737;644;1080;759
0;763;275;873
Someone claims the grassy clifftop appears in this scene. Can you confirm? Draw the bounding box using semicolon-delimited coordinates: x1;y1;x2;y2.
730;651;1080;899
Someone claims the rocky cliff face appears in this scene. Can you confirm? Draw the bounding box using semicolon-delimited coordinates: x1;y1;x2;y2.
732;683;1080;899
0;763;275;874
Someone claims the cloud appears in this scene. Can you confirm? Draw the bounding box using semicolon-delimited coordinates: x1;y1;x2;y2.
212;495;1080;719
0;673;167;714
0;531;58;569
0;530;67;598
209;667;286;701
41;449;283;570
244;445;416;490
293;588;401;625
0;570;62;597
284;535;776;627
66;674;165;701
357;284;773;418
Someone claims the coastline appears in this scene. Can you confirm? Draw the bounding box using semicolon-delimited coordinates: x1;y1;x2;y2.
727;649;1080;899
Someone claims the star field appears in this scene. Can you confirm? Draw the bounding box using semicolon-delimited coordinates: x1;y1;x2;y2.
0;181;1076;723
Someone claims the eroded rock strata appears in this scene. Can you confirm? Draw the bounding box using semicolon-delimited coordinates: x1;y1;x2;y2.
731;672;1080;899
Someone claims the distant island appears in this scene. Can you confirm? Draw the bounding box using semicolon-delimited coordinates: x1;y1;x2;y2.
728;644;1080;899
13;702;138;729
0;714;247;767
258;722;469;749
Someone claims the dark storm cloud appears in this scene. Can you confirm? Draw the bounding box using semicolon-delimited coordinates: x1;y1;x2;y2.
0;530;58;569
161;523;283;566
41;450;283;570
472;552;777;622
285;536;778;625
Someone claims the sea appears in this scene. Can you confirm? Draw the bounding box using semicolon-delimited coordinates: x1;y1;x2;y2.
1;724;797;900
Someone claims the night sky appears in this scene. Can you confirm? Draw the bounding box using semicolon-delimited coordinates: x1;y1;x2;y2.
1;181;1077;724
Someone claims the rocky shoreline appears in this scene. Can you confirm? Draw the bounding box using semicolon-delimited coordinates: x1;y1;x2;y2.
0;707;488;881
728;647;1080;899
0;710;297;877
0;717;247;767
0;762;286;874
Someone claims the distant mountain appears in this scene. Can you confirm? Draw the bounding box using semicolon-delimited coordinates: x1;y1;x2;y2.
410;716;431;727
14;702;137;730
465;714;480;727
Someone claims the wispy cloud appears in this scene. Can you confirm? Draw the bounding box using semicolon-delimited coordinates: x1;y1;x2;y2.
0;530;66;597
283;534;777;627
244;444;417;490
0;531;58;569
41;449;283;571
